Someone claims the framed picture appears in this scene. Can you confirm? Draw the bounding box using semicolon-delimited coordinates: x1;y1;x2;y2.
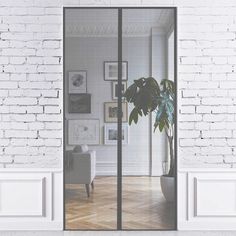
68;94;91;113
104;124;128;145
68;119;100;145
112;81;127;100
68;70;87;93
104;102;128;123
104;61;128;81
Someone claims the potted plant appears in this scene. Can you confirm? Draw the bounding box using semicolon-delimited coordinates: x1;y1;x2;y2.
124;77;175;202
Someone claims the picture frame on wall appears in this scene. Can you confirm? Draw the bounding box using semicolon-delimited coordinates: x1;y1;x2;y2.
68;70;87;94
68;119;100;145
104;124;128;145
104;61;128;81
68;94;91;113
112;81;127;100
104;102;128;123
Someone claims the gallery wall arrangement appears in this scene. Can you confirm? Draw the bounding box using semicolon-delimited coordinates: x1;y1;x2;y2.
67;60;129;146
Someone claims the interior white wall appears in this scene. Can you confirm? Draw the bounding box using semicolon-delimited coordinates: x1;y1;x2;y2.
168;31;175;82
151;32;169;176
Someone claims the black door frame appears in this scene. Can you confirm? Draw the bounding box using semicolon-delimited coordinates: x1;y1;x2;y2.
63;6;178;231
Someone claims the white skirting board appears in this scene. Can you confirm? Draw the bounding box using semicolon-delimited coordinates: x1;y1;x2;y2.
178;168;236;230
0;169;63;230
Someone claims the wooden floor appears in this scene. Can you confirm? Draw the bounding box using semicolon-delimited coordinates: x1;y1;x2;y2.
65;176;175;230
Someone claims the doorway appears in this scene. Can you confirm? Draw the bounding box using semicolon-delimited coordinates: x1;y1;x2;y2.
63;7;177;230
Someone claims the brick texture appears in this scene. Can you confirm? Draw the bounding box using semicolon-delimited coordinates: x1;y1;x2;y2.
176;0;236;167
0;0;236;168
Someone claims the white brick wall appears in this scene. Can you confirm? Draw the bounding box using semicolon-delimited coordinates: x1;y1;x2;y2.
176;0;236;167
0;0;63;168
0;0;236;168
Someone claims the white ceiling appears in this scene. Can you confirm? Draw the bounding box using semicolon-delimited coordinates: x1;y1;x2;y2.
65;9;174;37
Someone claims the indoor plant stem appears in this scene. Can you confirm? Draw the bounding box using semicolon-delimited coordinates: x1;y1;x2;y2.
165;125;174;176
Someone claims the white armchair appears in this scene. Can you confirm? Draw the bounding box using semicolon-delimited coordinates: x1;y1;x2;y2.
65;145;96;197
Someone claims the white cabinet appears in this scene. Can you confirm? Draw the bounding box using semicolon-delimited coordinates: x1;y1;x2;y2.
0;169;63;230
178;169;236;230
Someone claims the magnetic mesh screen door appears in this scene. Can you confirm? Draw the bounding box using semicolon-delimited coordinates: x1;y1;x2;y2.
63;7;177;231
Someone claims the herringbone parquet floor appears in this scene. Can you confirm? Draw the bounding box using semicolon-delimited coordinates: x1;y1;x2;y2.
65;176;175;230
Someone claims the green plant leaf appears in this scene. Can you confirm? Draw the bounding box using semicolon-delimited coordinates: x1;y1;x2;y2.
124;83;137;103
124;77;160;121
124;78;175;136
129;108;139;125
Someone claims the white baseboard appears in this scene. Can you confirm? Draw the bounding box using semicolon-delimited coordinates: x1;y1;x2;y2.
96;161;149;176
0;222;63;231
